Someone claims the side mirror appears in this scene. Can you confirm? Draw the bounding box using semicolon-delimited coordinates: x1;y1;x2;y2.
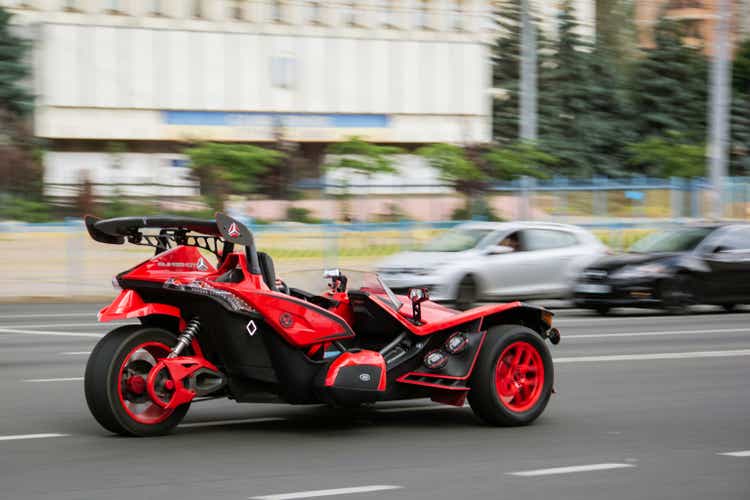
485;245;515;255
409;287;430;324
324;268;347;292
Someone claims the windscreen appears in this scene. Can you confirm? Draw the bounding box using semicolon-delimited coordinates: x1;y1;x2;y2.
629;228;713;253
281;269;403;311
419;228;492;252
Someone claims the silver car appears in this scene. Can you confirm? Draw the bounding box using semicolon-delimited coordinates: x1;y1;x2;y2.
377;222;607;309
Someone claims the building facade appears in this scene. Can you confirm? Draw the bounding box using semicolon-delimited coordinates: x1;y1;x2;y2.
2;0;495;193
636;0;750;56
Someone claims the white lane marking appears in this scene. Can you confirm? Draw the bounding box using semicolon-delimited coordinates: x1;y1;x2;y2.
508;463;636;477
0;322;108;329
718;450;750;457
555;349;750;364
0;433;71;442
0;313;94;320
60;351;91;355
565;328;747;339
0;328;102;338
23;377;83;383
250;485;402;500
179;417;286;429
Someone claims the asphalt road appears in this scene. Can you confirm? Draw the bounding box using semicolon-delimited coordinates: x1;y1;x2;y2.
0;303;748;500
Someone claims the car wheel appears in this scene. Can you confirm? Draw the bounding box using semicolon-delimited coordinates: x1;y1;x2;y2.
454;275;478;311
594;305;611;316
468;325;553;426
85;326;190;437
721;303;737;312
660;275;694;315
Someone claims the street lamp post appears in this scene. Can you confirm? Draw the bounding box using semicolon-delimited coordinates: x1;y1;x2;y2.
707;0;732;219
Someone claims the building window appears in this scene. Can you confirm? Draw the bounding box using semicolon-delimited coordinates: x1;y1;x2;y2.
416;0;430;30
307;1;322;24
453;0;464;31
232;0;246;20
271;0;283;23
342;2;358;26
271;55;297;89
106;0;120;13
192;0;203;18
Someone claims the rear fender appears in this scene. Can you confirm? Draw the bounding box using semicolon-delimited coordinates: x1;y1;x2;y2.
481;304;554;338
98;289;186;331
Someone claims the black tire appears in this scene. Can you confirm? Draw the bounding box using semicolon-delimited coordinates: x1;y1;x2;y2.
721;303;737;313
84;326;190;437
455;275;478;311
594;305;611;316
660;275;694;315
468;325;553;426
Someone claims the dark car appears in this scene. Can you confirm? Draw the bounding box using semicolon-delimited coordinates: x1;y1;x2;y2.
574;224;750;314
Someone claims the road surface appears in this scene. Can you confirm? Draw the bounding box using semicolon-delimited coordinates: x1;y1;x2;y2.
0;303;748;500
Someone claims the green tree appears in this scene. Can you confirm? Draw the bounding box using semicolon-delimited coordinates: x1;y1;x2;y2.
417;142;553;219
325;136;404;176
483;142;556;180
627;133;705;178
730;93;750;175
491;0;522;143
630;18;708;142
325;137;404;222
186;142;285;211
731;40;750;174
0;7;33;115
539;0;623;177
732;39;750;95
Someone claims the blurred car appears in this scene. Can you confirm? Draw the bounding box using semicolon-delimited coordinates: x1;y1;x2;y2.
574;224;750;314
377;222;607;309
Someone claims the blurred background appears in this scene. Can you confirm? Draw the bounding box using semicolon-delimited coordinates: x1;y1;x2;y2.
0;0;748;300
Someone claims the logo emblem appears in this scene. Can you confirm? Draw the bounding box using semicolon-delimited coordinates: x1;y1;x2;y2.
279;312;294;328
246;320;257;337
196;257;208;272
359;373;371;382
227;222;241;238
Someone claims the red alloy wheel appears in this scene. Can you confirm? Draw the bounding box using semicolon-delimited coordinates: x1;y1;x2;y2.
494;341;545;413
117;342;175;425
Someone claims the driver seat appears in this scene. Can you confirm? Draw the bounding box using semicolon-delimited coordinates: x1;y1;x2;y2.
257;252;278;292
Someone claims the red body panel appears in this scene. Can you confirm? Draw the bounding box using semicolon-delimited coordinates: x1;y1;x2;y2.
324;350;386;391
121;246;216;282
371;295;524;336
99;289;186;331
236;290;355;348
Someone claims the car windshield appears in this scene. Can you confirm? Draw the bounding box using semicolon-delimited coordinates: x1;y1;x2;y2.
629;228;713;253
419;228;492;252
281;269;403;311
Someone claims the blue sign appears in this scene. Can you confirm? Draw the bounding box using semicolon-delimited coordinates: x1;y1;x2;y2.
625;190;645;201
163;111;389;128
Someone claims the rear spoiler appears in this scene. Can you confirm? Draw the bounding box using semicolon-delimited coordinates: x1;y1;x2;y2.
84;214;260;274
85;215;229;258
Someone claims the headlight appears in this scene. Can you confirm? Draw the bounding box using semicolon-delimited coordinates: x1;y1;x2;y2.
611;263;669;280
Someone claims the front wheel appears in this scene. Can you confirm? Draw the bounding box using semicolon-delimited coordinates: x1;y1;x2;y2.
468;325;553;426
84;325;190;436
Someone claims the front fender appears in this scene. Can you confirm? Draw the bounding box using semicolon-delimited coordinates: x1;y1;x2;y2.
98;289;186;330
481;303;554;338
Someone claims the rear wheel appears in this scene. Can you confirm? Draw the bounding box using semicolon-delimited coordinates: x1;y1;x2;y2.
84;326;190;436
468;325;553;426
721;303;737;312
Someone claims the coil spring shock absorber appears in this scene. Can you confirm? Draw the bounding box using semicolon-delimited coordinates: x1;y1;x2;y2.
169;317;200;358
